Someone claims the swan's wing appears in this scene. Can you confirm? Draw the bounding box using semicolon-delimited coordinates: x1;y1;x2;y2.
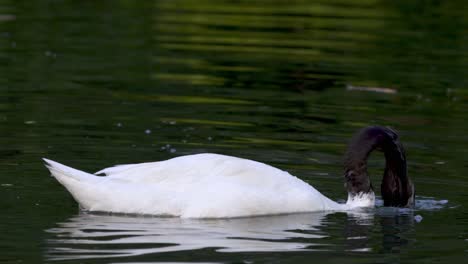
95;153;293;186
95;162;156;176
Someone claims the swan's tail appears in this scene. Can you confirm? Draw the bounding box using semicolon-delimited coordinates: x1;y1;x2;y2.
43;158;99;183
43;158;101;210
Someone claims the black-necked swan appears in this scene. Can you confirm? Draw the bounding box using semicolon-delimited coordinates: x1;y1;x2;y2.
43;126;414;218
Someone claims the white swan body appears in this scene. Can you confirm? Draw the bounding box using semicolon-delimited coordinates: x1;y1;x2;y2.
44;153;365;218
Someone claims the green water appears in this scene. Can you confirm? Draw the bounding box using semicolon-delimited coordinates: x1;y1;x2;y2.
1;0;467;263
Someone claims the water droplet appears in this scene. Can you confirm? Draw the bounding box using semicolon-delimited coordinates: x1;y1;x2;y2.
145;129;151;134
116;122;122;127
414;214;423;223
207;136;213;141
170;148;176;153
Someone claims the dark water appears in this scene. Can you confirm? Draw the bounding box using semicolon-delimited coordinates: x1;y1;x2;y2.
1;0;467;263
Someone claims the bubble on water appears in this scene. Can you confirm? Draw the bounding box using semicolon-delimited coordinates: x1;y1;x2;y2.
45;50;56;58
207;136;213;141
116;122;123;127
145;129;151;134
414;215;423;223
169;148;176;153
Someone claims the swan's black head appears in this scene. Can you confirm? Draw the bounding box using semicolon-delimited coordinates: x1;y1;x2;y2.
344;126;414;207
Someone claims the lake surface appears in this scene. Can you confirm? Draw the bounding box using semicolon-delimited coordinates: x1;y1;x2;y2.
1;0;467;263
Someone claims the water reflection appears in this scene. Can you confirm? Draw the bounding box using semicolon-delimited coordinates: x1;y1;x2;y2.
46;212;329;260
345;207;416;254
44;206;430;261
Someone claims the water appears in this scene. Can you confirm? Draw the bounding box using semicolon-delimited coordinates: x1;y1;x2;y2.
1;0;467;263
44;199;450;262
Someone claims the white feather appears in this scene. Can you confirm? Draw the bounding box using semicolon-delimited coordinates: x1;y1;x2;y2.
44;153;361;218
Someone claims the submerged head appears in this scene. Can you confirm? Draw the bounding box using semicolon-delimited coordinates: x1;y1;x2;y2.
344;126;414;208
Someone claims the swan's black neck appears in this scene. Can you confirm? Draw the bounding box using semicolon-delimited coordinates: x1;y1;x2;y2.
344;126;414;207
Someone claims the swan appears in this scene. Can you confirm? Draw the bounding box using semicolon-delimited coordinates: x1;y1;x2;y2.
43;126;414;218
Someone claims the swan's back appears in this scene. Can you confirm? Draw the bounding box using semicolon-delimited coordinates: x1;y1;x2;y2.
100;154;291;186
45;153;343;218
